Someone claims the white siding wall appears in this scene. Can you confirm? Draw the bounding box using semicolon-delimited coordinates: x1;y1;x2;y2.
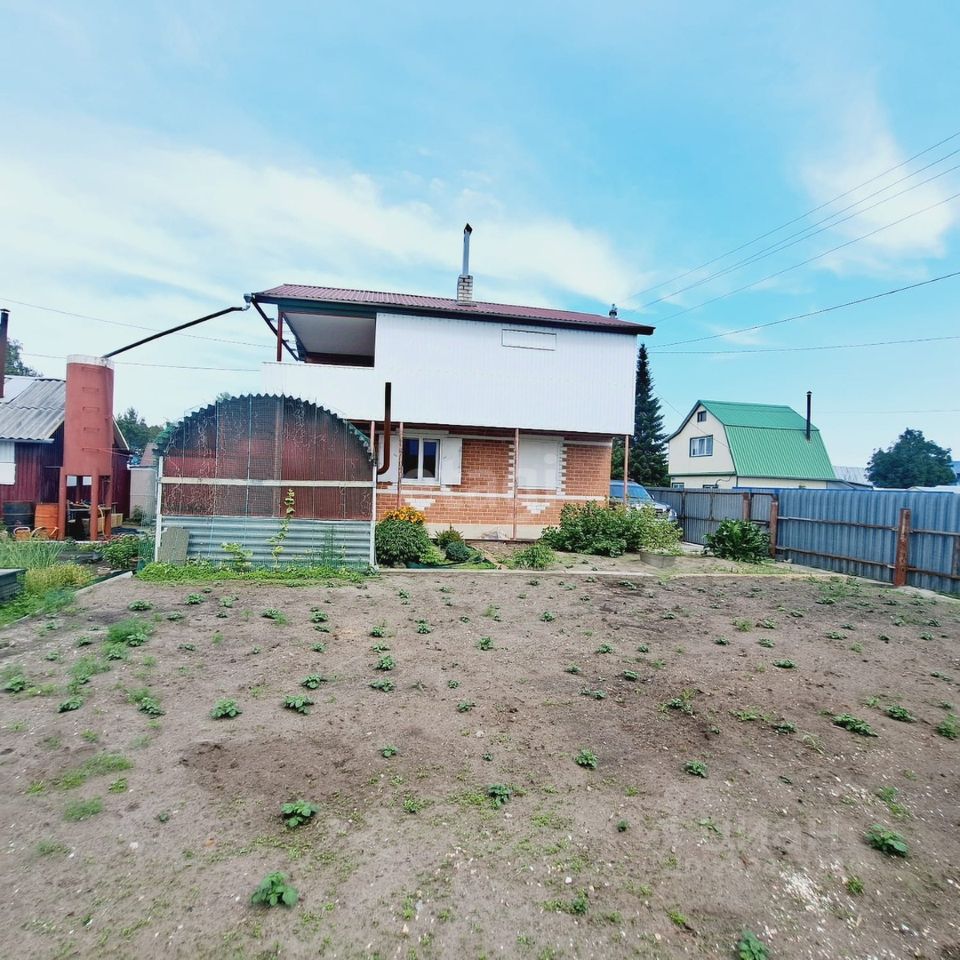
262;312;638;434
667;406;735;477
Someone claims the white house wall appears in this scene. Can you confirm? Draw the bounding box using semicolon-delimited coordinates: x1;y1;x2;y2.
262;312;637;434
667;406;735;476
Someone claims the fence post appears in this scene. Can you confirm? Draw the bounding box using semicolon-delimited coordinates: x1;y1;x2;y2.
893;507;911;587
768;496;778;558
741;492;751;521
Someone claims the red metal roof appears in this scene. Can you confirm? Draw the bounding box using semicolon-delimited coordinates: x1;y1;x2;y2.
255;284;652;335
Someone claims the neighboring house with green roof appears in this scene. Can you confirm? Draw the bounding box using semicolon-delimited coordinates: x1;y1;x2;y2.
666;400;837;489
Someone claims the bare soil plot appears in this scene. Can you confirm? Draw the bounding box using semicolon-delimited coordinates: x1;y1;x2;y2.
1;572;958;960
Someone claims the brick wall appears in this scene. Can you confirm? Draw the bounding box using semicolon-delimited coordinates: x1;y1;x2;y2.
375;433;612;539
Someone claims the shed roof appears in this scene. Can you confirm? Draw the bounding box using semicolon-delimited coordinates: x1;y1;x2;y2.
670;399;836;481
254;284;653;336
0;378;66;441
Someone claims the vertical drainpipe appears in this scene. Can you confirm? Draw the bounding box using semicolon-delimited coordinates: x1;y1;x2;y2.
805;391;812;441
0;309;8;399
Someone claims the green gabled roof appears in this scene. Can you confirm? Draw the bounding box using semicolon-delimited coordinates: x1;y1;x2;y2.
677;400;836;481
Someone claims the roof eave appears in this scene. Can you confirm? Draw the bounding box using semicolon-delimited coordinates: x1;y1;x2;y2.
253;292;653;337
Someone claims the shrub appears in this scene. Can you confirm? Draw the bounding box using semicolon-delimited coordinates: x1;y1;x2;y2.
444;540;473;563
101;535;143;570
383;506;426;525
25;564;93;593
508;542;556;569
542;503;681;557
375;519;432;567
704;519;769;563
210;698;241;719
434;527;463;549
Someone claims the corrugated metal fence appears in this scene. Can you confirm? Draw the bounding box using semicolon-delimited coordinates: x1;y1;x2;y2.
161;515;373;569
647;488;774;545
648;487;960;593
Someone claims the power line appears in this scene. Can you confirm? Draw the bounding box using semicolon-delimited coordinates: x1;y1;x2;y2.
654;333;960;356
654;267;960;349
632;153;960;310
652;188;960;324
623;127;960;303
24;351;258;372
0;296;269;349
820;408;960;415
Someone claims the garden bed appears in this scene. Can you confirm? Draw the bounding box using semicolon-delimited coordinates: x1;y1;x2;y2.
0;573;958;958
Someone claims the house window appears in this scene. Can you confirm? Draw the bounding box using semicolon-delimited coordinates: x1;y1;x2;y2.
702;484;719;490
696;410;707;422
689;435;713;457
518;437;560;489
502;327;557;351
0;441;15;485
671;482;685;490
402;437;440;482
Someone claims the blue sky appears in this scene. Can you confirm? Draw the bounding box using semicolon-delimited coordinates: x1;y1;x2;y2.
0;1;956;465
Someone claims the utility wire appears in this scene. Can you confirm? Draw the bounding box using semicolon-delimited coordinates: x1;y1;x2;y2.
652;193;960;326
24;351;258;372
655;333;960;355
633;153;960;310
653;268;960;348
624;127;960;302
0;296;269;349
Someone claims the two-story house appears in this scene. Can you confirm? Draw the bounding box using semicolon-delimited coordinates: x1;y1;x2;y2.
667;399;836;490
251;233;652;538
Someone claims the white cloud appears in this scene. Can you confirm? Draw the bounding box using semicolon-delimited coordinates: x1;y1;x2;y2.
797;95;958;273
0;117;650;422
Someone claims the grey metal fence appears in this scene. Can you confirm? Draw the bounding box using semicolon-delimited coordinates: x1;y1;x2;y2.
647;487;774;545
651;487;960;594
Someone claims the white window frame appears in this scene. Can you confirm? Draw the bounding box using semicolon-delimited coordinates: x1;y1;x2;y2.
0;440;15;486
401;435;442;485
671;481;685;489
689;435;714;457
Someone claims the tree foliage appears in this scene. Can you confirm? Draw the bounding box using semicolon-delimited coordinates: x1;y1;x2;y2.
115;407;164;455
4;338;40;377
866;429;954;488
611;345;669;487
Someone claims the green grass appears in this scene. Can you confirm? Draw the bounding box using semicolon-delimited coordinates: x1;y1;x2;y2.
64;797;103;821
138;561;367;584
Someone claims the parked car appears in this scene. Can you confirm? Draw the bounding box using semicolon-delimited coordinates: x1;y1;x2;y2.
609;481;678;522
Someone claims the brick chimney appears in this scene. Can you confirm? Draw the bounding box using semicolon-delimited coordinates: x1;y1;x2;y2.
59;355;116;541
457;223;474;303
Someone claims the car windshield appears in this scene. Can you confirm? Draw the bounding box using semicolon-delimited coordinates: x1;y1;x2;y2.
631;485;653;501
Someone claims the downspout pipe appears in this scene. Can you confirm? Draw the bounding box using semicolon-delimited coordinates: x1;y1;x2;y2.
377;382;393;476
0;308;8;399
805;391;812;441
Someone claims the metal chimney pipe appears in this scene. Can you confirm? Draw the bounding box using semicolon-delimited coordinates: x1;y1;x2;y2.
461;223;473;277
805;391;812;441
0;308;9;399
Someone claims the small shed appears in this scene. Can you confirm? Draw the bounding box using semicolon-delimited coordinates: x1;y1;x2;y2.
155;395;376;567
